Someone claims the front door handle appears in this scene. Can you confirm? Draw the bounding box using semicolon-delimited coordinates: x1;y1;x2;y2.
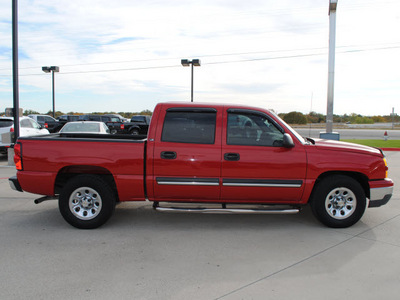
224;153;240;161
161;151;177;160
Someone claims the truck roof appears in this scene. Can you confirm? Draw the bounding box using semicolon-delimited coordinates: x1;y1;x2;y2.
159;101;272;112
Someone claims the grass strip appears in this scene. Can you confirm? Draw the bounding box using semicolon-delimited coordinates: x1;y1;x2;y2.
341;139;400;148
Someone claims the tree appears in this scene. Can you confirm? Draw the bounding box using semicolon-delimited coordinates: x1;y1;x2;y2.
283;111;307;125
23;109;40;116
306;111;324;123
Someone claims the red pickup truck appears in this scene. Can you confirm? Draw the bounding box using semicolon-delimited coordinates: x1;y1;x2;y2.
9;102;393;229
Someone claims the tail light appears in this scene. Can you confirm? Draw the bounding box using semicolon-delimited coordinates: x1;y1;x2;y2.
44;123;49;128
14;143;23;171
10;127;14;132
120;124;125;130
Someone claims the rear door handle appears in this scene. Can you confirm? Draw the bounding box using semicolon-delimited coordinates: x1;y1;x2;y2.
224;153;240;161
161;151;177;160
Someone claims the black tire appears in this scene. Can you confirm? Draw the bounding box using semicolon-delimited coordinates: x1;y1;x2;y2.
310;175;367;228
59;175;116;229
130;129;139;135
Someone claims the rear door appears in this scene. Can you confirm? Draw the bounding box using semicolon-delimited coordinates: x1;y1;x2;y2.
221;109;307;203
152;107;222;202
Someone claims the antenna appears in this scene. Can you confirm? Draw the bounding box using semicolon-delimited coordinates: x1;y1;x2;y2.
309;92;313;137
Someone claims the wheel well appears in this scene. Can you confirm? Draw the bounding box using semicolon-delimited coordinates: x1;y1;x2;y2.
54;166;119;201
313;171;370;199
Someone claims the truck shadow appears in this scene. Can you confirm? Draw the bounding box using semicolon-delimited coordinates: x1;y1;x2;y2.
8;200;376;235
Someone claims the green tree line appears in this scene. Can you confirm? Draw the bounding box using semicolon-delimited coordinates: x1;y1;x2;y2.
278;111;399;125
23;109;153;119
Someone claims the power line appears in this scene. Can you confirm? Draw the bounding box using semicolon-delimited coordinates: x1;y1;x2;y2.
1;42;399;75
1;44;398;78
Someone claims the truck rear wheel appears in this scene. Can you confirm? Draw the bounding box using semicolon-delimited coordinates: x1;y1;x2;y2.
310;175;367;228
59;175;116;229
130;128;139;135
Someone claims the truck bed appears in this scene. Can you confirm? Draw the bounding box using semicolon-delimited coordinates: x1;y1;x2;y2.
16;133;147;201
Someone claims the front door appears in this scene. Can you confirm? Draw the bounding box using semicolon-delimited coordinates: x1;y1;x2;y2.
221;109;307;203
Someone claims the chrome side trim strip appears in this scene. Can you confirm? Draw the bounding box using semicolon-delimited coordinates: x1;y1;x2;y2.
156;177;219;186
156;178;303;188
222;179;303;188
157;181;219;186
222;183;302;188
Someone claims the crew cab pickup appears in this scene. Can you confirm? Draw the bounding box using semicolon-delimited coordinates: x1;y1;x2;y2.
9;102;394;229
122;115;151;135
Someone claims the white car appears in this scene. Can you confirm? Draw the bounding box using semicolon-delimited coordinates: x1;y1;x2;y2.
0;117;50;155
59;121;110;134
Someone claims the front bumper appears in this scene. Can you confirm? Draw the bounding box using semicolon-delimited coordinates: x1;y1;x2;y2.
369;178;394;208
9;176;23;192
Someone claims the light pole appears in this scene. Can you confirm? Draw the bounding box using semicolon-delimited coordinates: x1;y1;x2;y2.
12;0;20;144
181;59;201;102
321;0;339;140
42;66;59;118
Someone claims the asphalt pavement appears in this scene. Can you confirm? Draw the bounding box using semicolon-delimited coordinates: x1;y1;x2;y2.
0;152;399;300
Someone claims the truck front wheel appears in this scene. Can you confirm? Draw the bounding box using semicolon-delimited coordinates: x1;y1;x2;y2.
59;175;116;229
310;175;367;228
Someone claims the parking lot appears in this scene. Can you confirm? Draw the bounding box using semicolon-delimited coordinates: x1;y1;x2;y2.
0;152;399;300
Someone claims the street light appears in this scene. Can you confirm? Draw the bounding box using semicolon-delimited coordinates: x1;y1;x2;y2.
321;0;339;140
181;59;201;102
42;66;59;118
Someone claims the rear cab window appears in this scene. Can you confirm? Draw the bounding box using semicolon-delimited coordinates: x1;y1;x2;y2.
0;119;13;128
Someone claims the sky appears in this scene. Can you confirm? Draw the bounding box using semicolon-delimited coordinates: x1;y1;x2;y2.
0;0;399;116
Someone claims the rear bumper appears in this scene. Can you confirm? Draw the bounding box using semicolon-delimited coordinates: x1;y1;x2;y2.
369;178;394;208
9;176;23;192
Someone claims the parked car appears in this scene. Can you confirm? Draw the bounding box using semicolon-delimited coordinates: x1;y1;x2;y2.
122;115;151;135
0;116;50;154
78;114;124;134
57;115;79;126
28;114;62;133
59;121;110;134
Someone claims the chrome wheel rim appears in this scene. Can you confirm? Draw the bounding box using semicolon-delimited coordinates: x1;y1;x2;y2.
325;187;356;220
69;187;102;220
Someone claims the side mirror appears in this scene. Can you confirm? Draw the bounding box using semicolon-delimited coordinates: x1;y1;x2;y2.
283;133;295;148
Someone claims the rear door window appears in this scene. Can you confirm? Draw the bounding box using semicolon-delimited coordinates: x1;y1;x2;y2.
161;110;216;144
